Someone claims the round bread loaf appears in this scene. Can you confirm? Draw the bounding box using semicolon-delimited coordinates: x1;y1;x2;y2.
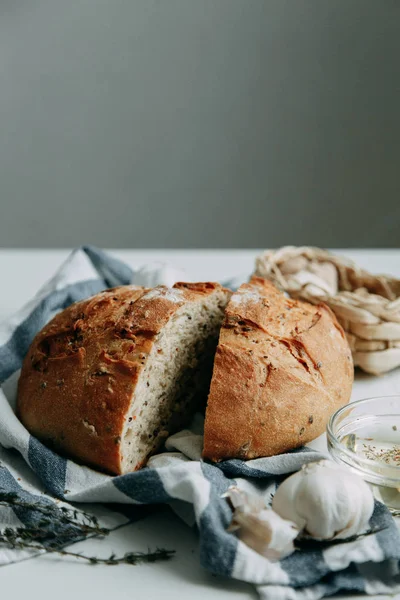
17;282;229;474
203;277;354;461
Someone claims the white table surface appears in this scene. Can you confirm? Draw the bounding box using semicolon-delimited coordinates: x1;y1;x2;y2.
1;248;399;600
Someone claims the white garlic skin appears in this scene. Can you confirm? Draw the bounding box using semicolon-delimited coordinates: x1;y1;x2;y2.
232;508;299;561
272;460;374;540
225;487;299;560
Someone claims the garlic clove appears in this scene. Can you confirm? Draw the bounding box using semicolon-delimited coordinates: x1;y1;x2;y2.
224;487;299;560
233;509;299;561
222;486;266;513
270;471;308;533
272;459;375;541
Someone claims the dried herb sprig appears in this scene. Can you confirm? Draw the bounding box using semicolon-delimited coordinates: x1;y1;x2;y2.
0;492;108;538
0;490;174;565
295;525;388;550
0;525;174;565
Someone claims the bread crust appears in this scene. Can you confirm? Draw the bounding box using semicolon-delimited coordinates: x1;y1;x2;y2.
17;282;224;474
203;277;353;461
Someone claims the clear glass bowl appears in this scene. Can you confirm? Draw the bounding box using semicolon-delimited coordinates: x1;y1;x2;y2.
327;395;400;514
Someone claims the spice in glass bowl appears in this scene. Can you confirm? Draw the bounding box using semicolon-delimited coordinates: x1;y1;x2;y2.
327;397;400;514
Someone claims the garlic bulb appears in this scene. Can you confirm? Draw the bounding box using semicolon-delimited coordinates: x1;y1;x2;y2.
224;487;299;560
272;460;374;540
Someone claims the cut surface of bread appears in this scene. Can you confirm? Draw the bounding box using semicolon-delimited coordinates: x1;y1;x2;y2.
17;282;229;474
120;284;229;473
203;277;353;462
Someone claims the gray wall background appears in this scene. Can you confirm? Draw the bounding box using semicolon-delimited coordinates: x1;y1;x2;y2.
0;0;399;249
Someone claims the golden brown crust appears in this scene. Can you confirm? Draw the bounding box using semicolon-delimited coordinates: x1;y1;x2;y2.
17;282;224;474
203;277;353;462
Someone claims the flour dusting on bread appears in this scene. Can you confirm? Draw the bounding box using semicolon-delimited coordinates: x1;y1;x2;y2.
229;285;261;306
141;287;185;304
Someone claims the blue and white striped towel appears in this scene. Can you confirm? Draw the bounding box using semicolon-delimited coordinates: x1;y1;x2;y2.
0;246;399;600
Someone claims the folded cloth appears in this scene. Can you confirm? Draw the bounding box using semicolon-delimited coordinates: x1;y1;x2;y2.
0;246;399;600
